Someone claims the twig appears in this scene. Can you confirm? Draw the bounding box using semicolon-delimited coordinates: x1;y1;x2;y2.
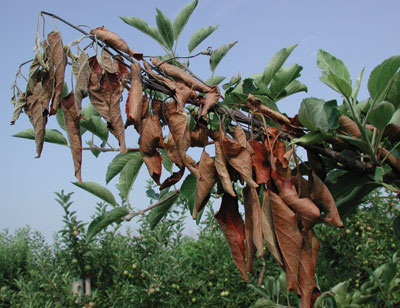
81;146;139;152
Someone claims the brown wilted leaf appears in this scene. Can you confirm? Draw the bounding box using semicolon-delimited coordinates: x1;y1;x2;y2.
309;171;343;227
220;126;258;188
190;126;209;147
97;49;119;74
160;167;185;190
299;230;320;308
61;93;82;182
233;125;248;149
243;186;264;274
126;62;143;132
73;51;90;115
200;86;220;119
260;189;283;266
269;190;302;294
214;193;249;281
90;26;142;60
11;92;27;125
339;115;361;138
140;113;164;185
249;140;270;184
214;141;236;197
48;30;66;115
272;170;321;231
151;57;211;93
193;150;217;219
88;57;127;153
165;100;200;178
166;132;184;168
247;94;290;124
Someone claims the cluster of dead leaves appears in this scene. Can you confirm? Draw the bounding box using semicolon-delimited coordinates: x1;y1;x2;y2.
11;25;345;308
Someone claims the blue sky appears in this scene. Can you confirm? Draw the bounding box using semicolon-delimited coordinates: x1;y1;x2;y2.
1;0;399;240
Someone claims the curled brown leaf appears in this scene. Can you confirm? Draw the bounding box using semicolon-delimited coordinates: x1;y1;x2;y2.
126;62;143;132
247;94;290;124
339;115;361;138
249;140;270;184
190;126;209;147
200;86;220;119
214;141;236;197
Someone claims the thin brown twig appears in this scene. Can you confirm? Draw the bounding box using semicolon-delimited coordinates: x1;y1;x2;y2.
81;146;139;152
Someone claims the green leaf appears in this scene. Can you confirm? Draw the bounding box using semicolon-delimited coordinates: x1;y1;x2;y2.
386;72;400;109
173;0;198;40
317;49;351;83
368;101;395;130
390;108;400;125
290;131;328;145
156;8;174;50
86;207;129;242
242;78;258;94
393;215;400;241
262;44;298;87
80;116;108;142
278;80;307;100
209;41;237;73
368;55;400;104
180;173;197;214
188;25;218;54
81;102;100;118
149;191;179;229
56;108;66;131
325;70;353;98
206;75;226;86
106;151;142;184
269;64;303;100
118;152;143;200
222;74;241;91
13;128;68;146
298;98;339;132
160;148;173;173
120;16;164;46
72;181;118;207
352;67;365;101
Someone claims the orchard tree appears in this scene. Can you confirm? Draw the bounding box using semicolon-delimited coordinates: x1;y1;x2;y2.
10;1;400;307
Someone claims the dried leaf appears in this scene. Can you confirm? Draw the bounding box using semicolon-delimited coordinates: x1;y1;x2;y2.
160;166;185;190
247;94;290;124
243;186;264;272
190;125;209;147
261;189;283;266
48;31;66;115
249;140;270;184
88;57;127;153
214;193;249;281
272;170;321;231
73;51;90;115
165;100;200;178
309;171;343;227
193;150;217;218
11;92;27;125
97;49;119;74
166;132;184;167
339;115;361;138
90;26;142;60
200;86;220;119
61;93;82;182
233;125;248;149
214;141;236;197
220;126;258;188
151;57;211;92
269;190;302;294
298;230;320;308
140;113;164;185
126;62;143;131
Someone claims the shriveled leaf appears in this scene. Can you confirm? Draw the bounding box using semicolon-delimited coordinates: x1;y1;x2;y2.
61;93;82;182
173;0;198;40
210;41;238;73
13;128;67;146
72;181;118;207
118;152;143;200
106;151;142;184
120;16;164;46
10;92;27;125
73;51;90;115
262;44;298;87
156;8;174;50
126;62;143;132
260;189;283;266
214;141;236;197
149;190;179;229
220;126;258;188
200;86;221;119
86;207;129;242
214;193;249;281
249;140;270;184
90;26;141;60
338;115;361;137
247;94;290;125
190;125;209;147
48;30;66;114
269;190;302;294
193;150;217;218
368;55;400;103
160;167;185;191
188;25;218;54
